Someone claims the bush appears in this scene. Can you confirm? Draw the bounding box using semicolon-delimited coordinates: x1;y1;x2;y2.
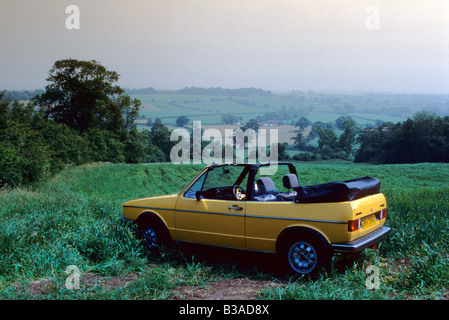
0;121;52;187
39;121;90;169
292;152;319;162
356;112;449;164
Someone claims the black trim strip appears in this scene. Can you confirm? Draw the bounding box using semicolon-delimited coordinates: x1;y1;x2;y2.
175;208;245;217
123;205;172;211
123;205;346;224
245;214;347;224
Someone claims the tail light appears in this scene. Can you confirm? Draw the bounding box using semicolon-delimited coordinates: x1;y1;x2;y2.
348;219;361;232
376;208;387;220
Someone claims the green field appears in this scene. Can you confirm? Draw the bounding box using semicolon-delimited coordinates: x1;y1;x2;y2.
131;91;432;128
1;161;449;300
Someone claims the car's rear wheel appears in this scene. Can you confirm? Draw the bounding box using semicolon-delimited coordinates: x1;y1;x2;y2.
288;241;318;274
280;235;330;278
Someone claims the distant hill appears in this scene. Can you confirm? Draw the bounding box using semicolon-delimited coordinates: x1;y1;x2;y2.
1;89;44;101
125;86;272;97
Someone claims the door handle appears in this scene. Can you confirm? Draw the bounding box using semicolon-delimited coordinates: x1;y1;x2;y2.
228;206;243;210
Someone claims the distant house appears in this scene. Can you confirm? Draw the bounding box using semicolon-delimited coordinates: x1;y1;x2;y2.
265;120;279;127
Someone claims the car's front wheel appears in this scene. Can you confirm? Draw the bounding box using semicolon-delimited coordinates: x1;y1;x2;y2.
138;221;169;256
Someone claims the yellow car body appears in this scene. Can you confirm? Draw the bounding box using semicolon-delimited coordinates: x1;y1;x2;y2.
122;163;390;276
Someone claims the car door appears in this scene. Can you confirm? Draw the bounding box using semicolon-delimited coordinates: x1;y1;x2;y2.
174;166;247;249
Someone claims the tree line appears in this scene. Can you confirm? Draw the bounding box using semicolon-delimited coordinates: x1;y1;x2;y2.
355;111;449;164
0;59;176;188
1;89;44;101
125;86;273;97
291;117;358;161
177;86;273;97
291;112;449;164
256;106;308;123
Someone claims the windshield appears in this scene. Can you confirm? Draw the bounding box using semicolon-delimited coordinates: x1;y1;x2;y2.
183;165;250;200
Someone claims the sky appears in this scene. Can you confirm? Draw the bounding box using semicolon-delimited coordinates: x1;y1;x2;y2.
1;0;449;93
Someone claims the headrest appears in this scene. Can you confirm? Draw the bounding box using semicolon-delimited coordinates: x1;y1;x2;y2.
283;174;299;189
256;177;276;194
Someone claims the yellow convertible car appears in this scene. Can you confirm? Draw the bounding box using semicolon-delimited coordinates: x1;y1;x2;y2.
121;162;390;276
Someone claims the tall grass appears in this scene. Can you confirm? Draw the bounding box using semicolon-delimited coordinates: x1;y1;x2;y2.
1;161;449;299
0;163;203;290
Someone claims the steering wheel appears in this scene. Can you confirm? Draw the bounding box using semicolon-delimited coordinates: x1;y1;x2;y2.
233;185;246;201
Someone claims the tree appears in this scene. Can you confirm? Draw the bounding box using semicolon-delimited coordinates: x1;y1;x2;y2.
275;142;290;161
176;115;190;127
33;59;140;134
124;127;145;164
315;119;358;160
308;121;336;140
241;119;260;131
154;117;162;124
292;130;308;151
116;94;141;130
295;117;311;130
149;122;174;161
355;127;384;163
317;128;340;159
0;120;52;187
335;116;353;130
0;92;9;131
221;113;238;124
338;119;358;158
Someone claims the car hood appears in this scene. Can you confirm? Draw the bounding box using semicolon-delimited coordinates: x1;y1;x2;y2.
123;194;178;210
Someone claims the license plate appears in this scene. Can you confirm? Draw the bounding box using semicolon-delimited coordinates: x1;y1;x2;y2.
361;214;377;229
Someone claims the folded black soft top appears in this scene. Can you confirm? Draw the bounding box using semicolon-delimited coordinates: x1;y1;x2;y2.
295;176;381;203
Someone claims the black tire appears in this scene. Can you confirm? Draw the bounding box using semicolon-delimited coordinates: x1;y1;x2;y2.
279;235;331;278
138;221;169;256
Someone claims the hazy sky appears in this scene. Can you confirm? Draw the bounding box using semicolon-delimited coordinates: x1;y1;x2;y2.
1;0;449;93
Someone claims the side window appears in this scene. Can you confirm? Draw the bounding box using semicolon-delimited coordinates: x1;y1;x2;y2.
253;165;296;194
254;166;288;193
183;172;206;199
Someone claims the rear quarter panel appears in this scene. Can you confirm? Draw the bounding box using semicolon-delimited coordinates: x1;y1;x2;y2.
245;201;354;253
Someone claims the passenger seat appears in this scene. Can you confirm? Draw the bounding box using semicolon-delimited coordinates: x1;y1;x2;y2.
281;174;299;200
254;177;284;201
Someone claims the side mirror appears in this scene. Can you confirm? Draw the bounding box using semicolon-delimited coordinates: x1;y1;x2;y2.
195;190;202;201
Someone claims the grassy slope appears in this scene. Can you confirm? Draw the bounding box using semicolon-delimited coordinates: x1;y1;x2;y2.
1;161;449;299
133;93;409;126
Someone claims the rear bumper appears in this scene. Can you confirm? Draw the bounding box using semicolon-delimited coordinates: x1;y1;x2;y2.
331;226;391;254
